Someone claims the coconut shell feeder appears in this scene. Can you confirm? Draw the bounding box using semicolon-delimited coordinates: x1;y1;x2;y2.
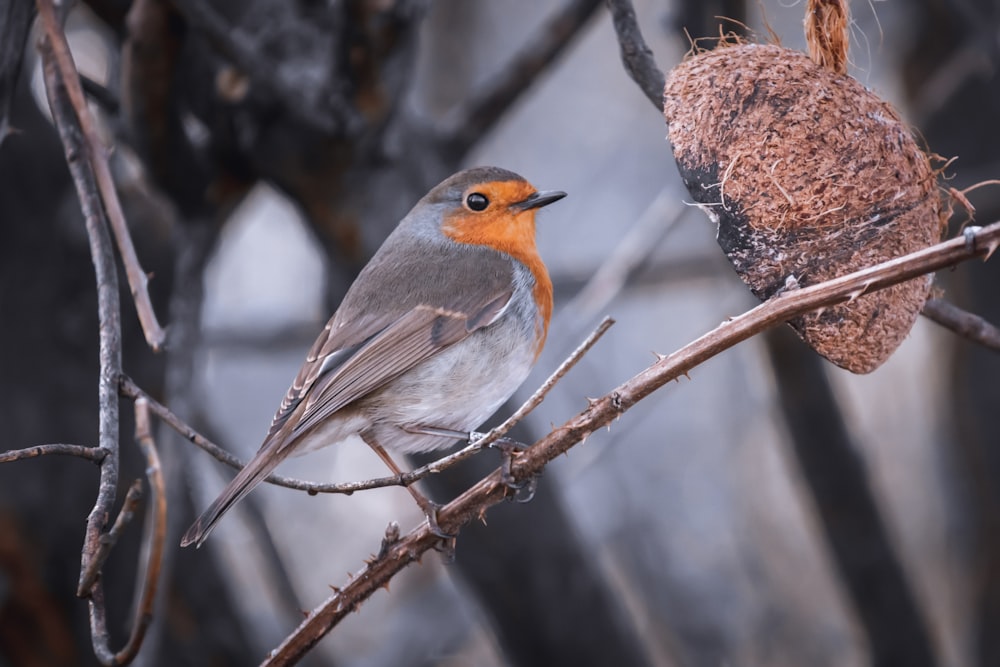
663;0;947;373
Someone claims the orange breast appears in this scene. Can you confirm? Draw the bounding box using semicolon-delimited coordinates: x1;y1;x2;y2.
442;182;553;354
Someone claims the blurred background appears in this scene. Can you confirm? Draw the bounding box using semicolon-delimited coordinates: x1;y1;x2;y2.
2;0;1000;665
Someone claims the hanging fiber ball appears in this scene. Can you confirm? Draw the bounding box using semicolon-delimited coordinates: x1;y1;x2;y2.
663;3;946;373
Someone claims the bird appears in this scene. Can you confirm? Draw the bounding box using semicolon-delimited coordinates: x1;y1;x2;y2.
181;166;565;547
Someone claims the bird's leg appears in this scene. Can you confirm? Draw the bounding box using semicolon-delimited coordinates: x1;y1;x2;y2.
361;432;455;540
491;437;537;502
404;424;535;500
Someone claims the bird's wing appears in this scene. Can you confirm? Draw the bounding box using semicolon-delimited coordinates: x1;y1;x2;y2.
284;291;513;441
180;287;512;548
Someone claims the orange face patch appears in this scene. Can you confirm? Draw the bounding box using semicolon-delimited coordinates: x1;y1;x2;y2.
442;180;553;352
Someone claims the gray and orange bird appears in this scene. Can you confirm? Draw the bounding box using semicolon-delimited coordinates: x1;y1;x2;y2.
182;167;565;547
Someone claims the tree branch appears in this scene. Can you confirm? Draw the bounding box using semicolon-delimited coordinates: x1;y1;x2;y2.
606;0;665;111
87;398;168;666
922;296;1000;352
0;443;107;463
35;0;166;351
38;28;124;602
263;222;1000;665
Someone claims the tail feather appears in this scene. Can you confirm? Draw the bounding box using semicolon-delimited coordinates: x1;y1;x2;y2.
181;441;291;548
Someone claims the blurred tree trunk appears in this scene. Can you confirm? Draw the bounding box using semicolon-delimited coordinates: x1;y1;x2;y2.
904;3;1000;666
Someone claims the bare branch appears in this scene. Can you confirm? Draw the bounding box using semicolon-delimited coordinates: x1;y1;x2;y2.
38;28;124;602
119;375;366;494
35;0;166;352
79;480;144;595
440;0;603;155
606;0;665;111
0;443;107;463
87;398;168;666
262;221;1000;665
922;297;1000;352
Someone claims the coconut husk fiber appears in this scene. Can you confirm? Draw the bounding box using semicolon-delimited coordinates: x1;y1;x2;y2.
663;43;946;373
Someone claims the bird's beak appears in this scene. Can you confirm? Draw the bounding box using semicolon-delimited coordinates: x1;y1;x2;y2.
511;189;567;212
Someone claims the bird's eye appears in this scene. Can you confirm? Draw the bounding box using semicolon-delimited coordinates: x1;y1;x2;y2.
466;193;489;211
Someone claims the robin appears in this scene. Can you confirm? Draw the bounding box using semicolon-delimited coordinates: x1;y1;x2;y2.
181;166;565;547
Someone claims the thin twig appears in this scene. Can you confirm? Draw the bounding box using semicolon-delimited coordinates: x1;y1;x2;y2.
439;0;603;156
35;0;166;352
262;221;1000;665
39;29;124;602
79;480;144;595
87;399;168;666
922;297;1000;351
606;0;666;111
420;316;616;474
0;443;107;463
119;315;612;494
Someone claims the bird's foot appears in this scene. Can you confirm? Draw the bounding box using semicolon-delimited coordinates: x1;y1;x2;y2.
491;437;537;503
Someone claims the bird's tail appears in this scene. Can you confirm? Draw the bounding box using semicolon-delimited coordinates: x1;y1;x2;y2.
181;441;291;548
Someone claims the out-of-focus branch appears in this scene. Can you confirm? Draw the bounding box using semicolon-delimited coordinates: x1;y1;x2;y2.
168;0;352;134
263;222;1000;666
562;187;684;326
35;0;166;351
87;398;167;666
922;297;1000;351
606;0;665;111
439;0;603;155
0;443;107;463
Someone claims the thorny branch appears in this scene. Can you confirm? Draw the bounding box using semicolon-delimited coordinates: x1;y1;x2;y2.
118;317;613;497
35;0;166;351
263;223;1000;666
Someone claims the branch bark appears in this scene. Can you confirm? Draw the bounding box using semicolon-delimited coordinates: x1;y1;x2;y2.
263;221;1000;665
38;26;124;603
922;297;1000;351
36;0;166;351
606;0;665;110
0;443;107;463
